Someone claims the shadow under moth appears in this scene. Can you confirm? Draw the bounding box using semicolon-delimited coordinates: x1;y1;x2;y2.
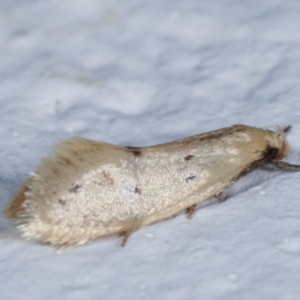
3;124;300;247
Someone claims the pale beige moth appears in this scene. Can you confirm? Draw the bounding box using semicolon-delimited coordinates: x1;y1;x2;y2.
4;125;300;247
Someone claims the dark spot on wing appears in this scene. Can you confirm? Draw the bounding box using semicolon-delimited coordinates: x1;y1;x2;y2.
126;146;142;157
68;184;82;193
53;169;59;176
185;175;197;183
61;157;73;166
134;186;142;194
103;171;114;185
184;155;194;161
93;171;114;185
58;198;66;205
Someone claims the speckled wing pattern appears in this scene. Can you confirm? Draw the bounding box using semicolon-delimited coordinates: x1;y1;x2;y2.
4;125;289;245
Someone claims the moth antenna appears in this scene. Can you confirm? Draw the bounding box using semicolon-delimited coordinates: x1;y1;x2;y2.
269;160;300;171
283;125;292;134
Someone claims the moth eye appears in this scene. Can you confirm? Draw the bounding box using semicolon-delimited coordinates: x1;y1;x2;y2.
266;147;279;160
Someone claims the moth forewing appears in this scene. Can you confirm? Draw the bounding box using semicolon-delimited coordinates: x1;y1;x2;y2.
3;124;299;247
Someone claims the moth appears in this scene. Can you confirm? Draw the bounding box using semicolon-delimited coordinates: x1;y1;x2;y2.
4;125;300;247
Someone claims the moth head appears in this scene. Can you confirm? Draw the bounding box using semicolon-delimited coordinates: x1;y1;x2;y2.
265;126;290;160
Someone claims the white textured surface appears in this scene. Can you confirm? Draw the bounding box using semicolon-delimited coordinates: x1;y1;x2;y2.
1;0;300;299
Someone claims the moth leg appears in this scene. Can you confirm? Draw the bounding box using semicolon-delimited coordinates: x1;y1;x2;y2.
186;205;196;219
269;160;300;171
120;231;131;247
119;218;144;246
215;191;229;202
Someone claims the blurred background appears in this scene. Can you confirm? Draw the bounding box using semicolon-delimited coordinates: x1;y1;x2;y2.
1;1;300;299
